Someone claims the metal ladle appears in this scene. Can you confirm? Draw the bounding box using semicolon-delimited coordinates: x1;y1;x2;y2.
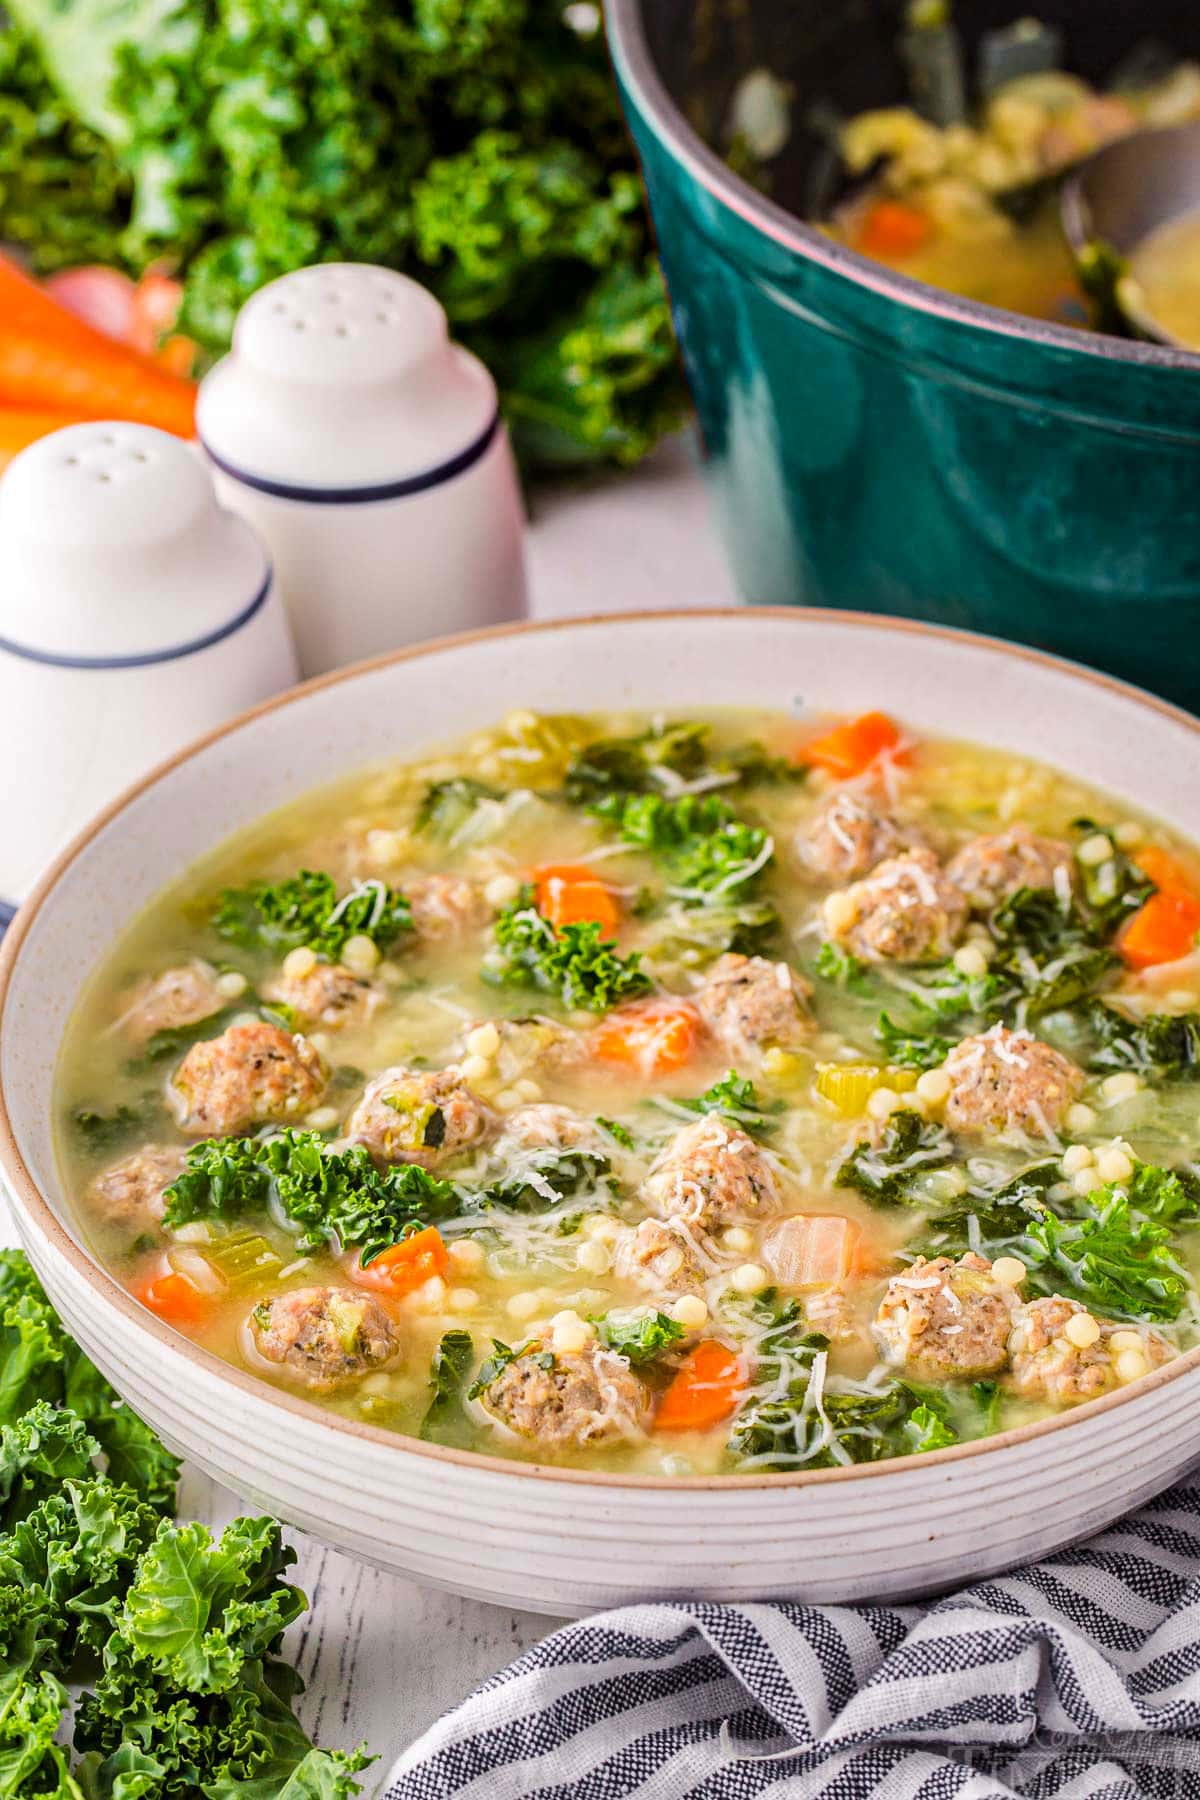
1061;118;1200;350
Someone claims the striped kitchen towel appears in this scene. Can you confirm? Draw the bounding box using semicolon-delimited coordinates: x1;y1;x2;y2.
383;1476;1200;1799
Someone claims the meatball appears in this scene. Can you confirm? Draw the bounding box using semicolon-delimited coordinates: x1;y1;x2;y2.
87;1145;185;1234
613;1217;711;1296
249;1286;398;1392
873;1253;1015;1379
947;824;1074;912
261;961;381;1030
941;1026;1083;1139
460;1015;585;1085
824;848;967;965
798;791;913;882
1008;1298;1171;1407
406;874;487;942
117;961;225;1047
641;1116;780;1232
169;1022;327;1137
346;1065;497;1168
478;1338;650;1448
693;953;813;1058
804;1286;861;1345
494;1103;604;1157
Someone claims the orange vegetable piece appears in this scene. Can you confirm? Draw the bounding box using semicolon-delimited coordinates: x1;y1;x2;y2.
534;864;620;935
590;998;701;1077
132;1270;211;1330
1119;891;1200;970
0;252;196;438
351;1226;449;1296
656;1340;746;1432
1118;848;1200;969
799;711;905;780
857;200;932;260
762;1213;863;1289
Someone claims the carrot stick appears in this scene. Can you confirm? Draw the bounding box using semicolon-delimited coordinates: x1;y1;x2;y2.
351;1226;449;1297
656;1340;746;1431
533;864;620;934
1119;848;1200;968
132;1271;212;1329
0;253;196;437
799;711;906;780
857;200;931;259
590;998;701;1077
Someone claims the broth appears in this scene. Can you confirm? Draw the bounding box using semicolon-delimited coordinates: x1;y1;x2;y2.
55;708;1200;1477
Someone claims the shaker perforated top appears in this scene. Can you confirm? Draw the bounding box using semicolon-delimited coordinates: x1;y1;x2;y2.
0;422;269;661
196;263;499;493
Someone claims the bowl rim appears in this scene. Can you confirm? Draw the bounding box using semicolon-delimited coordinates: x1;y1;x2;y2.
604;0;1200;376
3;604;1200;1493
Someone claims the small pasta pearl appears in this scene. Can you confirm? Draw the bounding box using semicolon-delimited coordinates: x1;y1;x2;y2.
1072;1167;1103;1197
867;1087;902;1121
722;1226;754;1254
1115;1350;1149;1385
991;1257;1027;1289
342;934;380;976
916;1068;951;1104
952;944;988;978
215;970;248;999
1108;1330;1146;1354
1063;1312;1100;1349
576;1239;611;1275
1061;1144;1094;1176
446;1287;479;1313
1065;1103;1097;1133
1100;1072;1141;1103
823;891;858;935
506;1291;541;1321
1095;1148;1133;1185
669;1295;709;1329
1077;833;1113;866
731;1262;769;1295
282;945;318;979
447;1239;485;1273
465;1022;500;1058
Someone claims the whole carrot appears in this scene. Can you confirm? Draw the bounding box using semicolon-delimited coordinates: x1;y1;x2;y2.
0;253;196;438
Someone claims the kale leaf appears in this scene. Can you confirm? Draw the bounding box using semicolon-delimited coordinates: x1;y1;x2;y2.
834;1110;955;1207
590;791;771;898
70;1103;153;1155
1071;821;1155;935
1086;1001;1200;1080
814;942;872;993
419;1332;476;1447
480;1148;611;1214
875;1012;955;1071
163;1131;460;1265
674;1071;780;1134
415;777;504;839
1021;1191;1190;1321
213;870;412;961
596;1308;685;1365
484;896;651;1011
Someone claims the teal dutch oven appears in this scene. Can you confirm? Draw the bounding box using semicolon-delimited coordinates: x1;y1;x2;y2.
606;0;1200;710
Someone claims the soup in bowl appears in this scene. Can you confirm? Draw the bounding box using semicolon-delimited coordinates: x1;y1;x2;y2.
3;611;1200;1610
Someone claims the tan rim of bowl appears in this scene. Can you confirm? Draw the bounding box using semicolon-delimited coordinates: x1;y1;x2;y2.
2;606;1200;1491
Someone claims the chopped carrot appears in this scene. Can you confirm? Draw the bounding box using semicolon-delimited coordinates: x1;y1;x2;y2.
0;406;80;468
156;334;199;378
1119;890;1200;970
1136;846;1200;896
590;998;701;1077
534;864;620;935
762;1214;863;1289
1118;848;1200;969
132;1271;211;1330
0;252;196;438
656;1340;746;1432
799;711;906;781
857;200;931;260
351;1226;449;1297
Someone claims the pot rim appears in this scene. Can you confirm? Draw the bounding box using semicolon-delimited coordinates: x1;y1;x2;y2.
605;0;1200;376
3;605;1200;1493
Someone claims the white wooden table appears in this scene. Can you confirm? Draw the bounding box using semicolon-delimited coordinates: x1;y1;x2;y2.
6;440;736;1789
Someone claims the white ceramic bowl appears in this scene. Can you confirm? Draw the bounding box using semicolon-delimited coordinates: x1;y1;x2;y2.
3;610;1200;1615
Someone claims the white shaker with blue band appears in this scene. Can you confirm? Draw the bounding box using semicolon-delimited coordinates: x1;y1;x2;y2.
0;421;297;921
196;263;528;677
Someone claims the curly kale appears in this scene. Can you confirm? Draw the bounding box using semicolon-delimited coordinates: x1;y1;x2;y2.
212;870;412;962
163;1131;460;1265
674;1070;780;1134
484;894;651;1011
4;0;684;472
419;1331;476;1447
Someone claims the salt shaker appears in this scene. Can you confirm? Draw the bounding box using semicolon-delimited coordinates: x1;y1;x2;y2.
0;421;297;917
196;263;528;677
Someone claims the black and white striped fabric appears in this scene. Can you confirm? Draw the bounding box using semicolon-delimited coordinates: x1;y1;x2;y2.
383;1476;1200;1799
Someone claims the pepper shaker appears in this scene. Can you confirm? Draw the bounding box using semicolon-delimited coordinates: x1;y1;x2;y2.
197;263;528;677
0;421;297;917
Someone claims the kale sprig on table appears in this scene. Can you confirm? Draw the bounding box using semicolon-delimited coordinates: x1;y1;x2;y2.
0;1250;370;1795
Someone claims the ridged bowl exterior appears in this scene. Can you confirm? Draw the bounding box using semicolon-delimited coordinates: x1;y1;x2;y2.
3;611;1200;1612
